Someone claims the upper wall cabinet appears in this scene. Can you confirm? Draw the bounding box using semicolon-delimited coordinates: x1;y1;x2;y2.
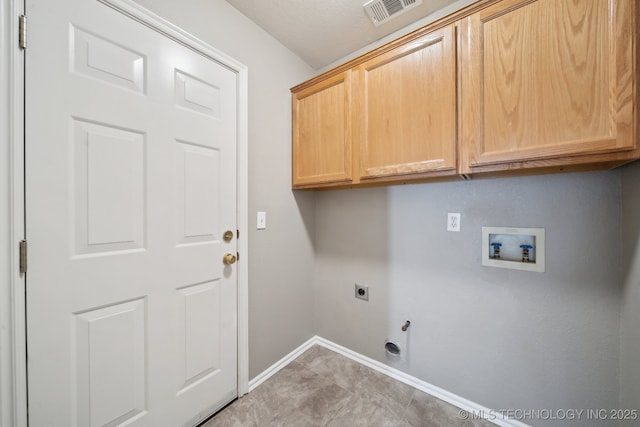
355;26;457;183
292;0;638;189
291;25;458;189
459;0;639;174
292;71;352;187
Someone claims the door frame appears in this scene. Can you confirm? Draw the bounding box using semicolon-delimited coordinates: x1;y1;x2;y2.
1;0;27;426
0;1;250;425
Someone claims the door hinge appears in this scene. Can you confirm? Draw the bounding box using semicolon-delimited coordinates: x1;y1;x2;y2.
18;15;27;50
19;240;27;274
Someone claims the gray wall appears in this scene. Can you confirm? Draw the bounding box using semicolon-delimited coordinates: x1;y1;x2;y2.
314;171;622;426
621;161;640;424
131;0;317;378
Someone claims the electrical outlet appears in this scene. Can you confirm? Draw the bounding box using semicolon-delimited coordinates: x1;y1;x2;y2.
355;284;369;301
447;213;461;232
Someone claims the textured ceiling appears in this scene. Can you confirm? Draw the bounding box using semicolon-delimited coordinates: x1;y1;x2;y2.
224;0;462;70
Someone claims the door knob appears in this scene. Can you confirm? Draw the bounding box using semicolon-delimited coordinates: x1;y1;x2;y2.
223;253;237;265
223;230;234;242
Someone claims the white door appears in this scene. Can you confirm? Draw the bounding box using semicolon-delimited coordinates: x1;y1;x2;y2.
25;0;239;425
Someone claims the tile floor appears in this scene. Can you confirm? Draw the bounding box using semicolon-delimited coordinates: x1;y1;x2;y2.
202;345;496;427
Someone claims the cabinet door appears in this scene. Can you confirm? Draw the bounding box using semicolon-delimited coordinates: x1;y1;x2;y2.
459;0;637;173
292;71;352;188
355;25;457;180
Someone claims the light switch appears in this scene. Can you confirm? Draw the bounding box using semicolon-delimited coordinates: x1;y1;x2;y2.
257;211;266;230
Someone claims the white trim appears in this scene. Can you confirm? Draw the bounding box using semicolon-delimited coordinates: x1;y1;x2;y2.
97;0;250;398
1;0;27;426
97;0;245;73
235;40;250;397
248;336;318;392
249;336;530;427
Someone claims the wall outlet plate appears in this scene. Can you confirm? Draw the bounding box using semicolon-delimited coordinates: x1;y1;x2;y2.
355;284;369;301
447;213;461;232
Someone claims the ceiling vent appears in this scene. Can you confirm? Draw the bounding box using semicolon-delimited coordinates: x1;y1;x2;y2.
363;0;423;27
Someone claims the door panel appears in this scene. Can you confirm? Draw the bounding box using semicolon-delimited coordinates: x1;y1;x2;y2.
71;25;146;93
74;299;147;427
176;142;220;243
26;1;238;426
73;119;146;255
178;281;222;392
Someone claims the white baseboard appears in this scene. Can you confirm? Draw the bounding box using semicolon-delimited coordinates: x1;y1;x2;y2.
248;336;529;427
314;337;529;427
247;336;318;392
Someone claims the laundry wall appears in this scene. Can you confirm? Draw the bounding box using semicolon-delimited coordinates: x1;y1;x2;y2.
621;161;640;425
132;0;317;379
313;172;622;426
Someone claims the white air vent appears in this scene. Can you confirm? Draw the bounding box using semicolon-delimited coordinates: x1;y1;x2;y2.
363;0;423;26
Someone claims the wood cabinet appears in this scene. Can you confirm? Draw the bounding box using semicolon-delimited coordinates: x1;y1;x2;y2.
459;0;639;174
292;0;638;189
355;26;457;182
292;25;458;189
292;71;352;187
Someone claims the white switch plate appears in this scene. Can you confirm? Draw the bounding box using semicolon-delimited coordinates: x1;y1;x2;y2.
447;213;461;232
257;211;266;230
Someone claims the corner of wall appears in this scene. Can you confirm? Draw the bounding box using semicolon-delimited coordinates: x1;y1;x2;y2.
620;160;640;418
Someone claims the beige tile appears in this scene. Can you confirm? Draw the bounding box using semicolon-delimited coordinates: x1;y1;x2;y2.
262;361;329;400
255;360;349;422
294;345;323;366
327;393;412;427
205;346;495;427
354;368;416;415
264;410;325;427
404;390;497;427
355;387;410;421
299;347;369;393
297;382;353;423
201;394;273;427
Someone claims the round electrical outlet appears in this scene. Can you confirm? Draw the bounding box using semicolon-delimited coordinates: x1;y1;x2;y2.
354;284;369;301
